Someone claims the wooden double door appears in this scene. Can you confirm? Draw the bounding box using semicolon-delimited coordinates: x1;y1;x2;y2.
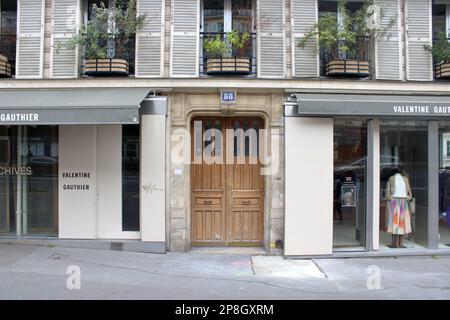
191;116;264;246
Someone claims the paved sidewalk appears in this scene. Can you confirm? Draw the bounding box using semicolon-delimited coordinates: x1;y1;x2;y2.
0;244;449;299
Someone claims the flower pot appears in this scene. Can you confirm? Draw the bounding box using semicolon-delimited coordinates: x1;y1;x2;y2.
0;54;12;78
325;59;369;78
434;61;450;80
83;58;129;77
206;57;250;75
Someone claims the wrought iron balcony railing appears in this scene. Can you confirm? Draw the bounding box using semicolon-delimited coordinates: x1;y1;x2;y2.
81;35;136;77
319;36;370;78
200;32;256;77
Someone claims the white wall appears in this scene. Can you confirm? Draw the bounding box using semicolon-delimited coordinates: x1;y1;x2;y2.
59;125;98;239
140;115;166;243
284;117;334;256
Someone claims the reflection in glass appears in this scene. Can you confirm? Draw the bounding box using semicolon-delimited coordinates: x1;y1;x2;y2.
203;0;224;33
438;123;450;247
333;119;367;248
232;0;252;32
380;121;428;248
122;125;140;231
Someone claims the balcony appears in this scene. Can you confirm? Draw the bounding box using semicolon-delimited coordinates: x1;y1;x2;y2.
0;34;16;78
200;32;256;77
320;36;370;78
430;36;450;80
81;36;136;77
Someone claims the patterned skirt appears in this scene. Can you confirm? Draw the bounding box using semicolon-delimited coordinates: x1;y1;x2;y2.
387;198;412;235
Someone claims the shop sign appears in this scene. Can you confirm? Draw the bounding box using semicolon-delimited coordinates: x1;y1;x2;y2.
0;166;32;176
61;172;92;191
0;113;39;123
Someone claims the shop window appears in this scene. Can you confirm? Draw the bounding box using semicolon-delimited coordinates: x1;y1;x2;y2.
380;121;428;249
438;124;450;247
122;125;140;232
333;119;367;248
0;126;58;237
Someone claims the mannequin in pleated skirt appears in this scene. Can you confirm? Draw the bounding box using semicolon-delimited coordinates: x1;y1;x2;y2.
385;169;413;248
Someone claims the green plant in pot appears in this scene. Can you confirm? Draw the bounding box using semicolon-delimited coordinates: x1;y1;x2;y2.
203;30;251;75
67;0;146;77
424;31;450;79
298;0;395;78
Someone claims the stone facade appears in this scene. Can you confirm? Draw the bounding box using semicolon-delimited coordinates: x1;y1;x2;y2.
167;90;285;254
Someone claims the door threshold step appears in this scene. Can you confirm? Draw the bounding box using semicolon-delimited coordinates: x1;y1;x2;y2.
189;247;266;255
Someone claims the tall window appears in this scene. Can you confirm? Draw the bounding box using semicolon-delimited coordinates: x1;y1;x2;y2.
0;0;17;77
202;0;254;33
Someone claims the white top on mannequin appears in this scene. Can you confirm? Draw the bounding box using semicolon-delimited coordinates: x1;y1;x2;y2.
392;173;407;198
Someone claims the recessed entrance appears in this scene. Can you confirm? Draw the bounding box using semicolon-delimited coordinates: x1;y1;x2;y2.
191;116;264;246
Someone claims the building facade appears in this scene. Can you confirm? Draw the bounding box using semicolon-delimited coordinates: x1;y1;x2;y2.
0;0;449;257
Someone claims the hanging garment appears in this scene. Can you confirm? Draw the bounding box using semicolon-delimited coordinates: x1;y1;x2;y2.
387;198;412;235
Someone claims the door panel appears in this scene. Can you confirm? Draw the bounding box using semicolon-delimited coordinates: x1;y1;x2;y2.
191;116;264;246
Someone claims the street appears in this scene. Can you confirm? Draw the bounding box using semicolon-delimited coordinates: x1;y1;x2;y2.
0;244;449;299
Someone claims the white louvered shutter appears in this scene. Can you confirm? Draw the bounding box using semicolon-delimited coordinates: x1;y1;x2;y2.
374;0;402;80
16;0;45;79
51;0;80;78
291;0;318;78
170;0;199;77
136;0;164;77
258;0;285;78
405;0;432;81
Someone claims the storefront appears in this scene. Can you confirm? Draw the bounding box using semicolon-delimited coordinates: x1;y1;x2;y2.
0;88;167;253
284;93;450;257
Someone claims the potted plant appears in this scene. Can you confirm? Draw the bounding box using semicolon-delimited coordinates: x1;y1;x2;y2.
424;31;450;80
298;0;395;78
68;0;146;77
0;53;11;78
203;30;251;75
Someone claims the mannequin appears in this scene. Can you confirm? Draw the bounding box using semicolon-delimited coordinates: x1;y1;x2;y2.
385;168;413;248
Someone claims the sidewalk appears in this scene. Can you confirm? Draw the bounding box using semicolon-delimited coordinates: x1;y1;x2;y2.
0;244;449;299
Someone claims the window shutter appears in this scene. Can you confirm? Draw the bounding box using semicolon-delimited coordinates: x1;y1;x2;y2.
374;0;402;80
170;0;199;77
258;0;285;78
16;0;45;79
291;0;318;78
51;0;80;79
136;0;164;77
405;0;432;81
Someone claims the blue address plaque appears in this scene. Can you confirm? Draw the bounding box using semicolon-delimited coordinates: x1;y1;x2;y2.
220;90;237;104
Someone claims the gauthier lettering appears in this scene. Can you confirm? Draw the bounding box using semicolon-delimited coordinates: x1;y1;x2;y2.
62;172;92;192
0;113;39;122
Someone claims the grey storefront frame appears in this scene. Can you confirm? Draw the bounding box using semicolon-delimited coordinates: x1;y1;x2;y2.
284;93;448;254
0;88;151;125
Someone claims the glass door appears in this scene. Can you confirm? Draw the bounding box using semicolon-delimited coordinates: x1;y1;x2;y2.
333;119;367;248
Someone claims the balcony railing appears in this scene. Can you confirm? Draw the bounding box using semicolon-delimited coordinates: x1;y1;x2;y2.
81;36;136;77
0;34;16;78
432;37;450;80
320;36;370;78
200;32;256;77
